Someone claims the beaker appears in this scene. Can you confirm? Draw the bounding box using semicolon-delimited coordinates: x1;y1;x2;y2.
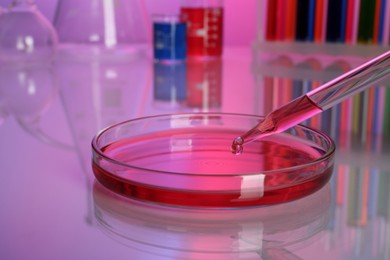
180;0;223;58
152;14;187;62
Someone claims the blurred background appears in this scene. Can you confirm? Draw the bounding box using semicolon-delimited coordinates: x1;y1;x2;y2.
0;0;258;46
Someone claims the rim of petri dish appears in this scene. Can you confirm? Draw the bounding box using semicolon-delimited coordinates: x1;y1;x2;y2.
91;112;336;208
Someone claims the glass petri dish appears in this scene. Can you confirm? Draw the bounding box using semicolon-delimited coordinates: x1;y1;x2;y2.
91;113;335;208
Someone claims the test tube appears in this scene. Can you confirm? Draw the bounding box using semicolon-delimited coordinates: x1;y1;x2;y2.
180;0;224;58
153;14;187;62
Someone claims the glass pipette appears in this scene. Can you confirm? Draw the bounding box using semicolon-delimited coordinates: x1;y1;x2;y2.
232;50;390;154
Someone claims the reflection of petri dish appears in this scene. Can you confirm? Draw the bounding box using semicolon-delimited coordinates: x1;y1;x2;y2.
93;181;330;258
91;113;335;208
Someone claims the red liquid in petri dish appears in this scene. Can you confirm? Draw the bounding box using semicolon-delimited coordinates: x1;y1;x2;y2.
180;7;223;57
92;128;333;208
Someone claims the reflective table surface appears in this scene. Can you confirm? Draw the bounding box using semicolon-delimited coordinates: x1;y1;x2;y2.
1;47;390;260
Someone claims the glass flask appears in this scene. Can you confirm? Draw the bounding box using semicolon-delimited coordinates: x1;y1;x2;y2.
55;47;151;171
0;0;58;62
53;0;151;57
0;60;74;150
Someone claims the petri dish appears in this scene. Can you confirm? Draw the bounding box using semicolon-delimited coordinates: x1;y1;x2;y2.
91;113;335;208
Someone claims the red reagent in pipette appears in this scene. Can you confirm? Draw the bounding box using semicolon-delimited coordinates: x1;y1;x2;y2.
232;50;390;154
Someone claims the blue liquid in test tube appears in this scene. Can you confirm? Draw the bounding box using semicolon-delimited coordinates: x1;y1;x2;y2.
153;15;187;61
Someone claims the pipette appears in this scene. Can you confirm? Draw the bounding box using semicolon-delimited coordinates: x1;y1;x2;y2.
232;50;390;154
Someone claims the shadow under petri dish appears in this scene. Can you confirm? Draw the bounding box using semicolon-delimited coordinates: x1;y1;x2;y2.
91;113;335;208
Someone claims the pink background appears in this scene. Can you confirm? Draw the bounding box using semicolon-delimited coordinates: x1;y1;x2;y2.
0;0;258;47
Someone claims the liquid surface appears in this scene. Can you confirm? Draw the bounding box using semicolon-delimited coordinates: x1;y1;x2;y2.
93;128;333;208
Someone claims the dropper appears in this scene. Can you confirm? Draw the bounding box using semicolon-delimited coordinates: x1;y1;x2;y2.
232;50;390;154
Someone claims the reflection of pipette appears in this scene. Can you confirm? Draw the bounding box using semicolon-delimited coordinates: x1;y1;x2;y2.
232;50;390;154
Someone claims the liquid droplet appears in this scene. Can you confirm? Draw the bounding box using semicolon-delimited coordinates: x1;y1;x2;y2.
231;136;244;155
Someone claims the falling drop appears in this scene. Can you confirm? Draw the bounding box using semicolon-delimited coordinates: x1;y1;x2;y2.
231;136;244;155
